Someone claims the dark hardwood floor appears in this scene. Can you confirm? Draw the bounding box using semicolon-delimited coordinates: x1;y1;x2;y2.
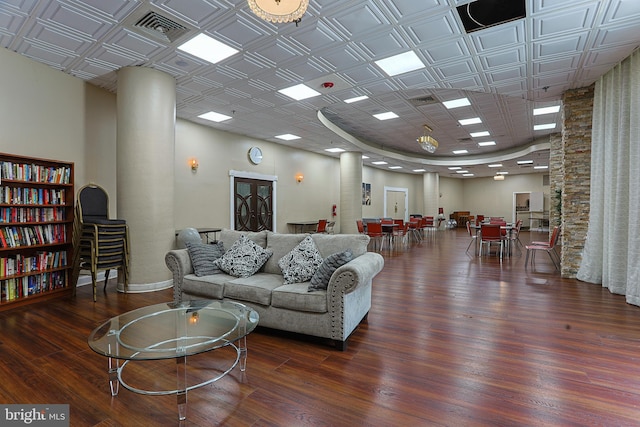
2;228;640;426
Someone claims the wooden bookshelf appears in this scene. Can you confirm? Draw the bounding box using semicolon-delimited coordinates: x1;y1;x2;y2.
0;152;74;310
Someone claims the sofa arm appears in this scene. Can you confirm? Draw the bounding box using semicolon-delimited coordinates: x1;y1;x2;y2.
165;249;193;303
327;252;384;295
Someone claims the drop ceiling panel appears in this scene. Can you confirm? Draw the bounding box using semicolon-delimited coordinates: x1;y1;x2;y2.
423;38;470;63
532;6;598;39
470;21;525;52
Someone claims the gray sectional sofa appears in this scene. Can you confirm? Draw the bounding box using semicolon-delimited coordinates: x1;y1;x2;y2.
165;229;384;350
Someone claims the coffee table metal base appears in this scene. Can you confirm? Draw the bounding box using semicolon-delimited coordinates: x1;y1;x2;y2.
105;336;248;421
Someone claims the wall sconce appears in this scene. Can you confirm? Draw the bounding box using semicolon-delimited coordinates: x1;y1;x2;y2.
295;173;304;183
190;158;199;171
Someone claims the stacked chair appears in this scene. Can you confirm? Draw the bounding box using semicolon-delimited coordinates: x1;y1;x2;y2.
72;184;130;301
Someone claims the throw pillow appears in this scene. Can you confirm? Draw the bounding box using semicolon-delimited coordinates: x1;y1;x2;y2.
213;234;272;278
278;235;324;284
185;241;225;277
308;250;353;291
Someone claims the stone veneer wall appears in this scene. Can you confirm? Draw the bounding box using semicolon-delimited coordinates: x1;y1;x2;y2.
560;85;594;277
548;132;562;229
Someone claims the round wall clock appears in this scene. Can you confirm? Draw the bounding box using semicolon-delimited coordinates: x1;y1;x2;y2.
248;146;263;164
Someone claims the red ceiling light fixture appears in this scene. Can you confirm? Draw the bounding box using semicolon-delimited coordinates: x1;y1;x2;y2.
322;82;334;89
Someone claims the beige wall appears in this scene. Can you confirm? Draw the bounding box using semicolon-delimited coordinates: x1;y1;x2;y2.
175;119;343;233
0;48;86;187
462;174;548;222
0;47;118;215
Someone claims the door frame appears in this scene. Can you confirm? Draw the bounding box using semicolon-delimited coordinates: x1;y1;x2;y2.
229;170;278;231
384;186;409;221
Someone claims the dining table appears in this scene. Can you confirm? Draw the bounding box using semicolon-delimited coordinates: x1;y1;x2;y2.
287;220;319;234
471;223;515;256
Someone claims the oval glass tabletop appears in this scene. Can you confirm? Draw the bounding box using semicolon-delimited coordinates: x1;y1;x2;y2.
88;300;259;360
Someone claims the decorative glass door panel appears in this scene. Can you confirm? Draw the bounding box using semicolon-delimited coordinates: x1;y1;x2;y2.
234;178;273;231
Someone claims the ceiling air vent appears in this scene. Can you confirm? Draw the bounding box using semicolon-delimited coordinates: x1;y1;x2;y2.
409;95;439;107
132;11;189;43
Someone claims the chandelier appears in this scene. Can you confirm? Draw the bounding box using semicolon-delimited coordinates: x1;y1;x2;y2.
248;0;309;24
417;124;439;153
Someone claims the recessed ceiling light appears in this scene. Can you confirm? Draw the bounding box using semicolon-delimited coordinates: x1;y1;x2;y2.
517;160;534;164
453;150;468;154
533;106;561;115
413;169;426;172
178;34;239;64
456;170;469;174
534;165;549;169
278;84;321;101
534;123;556;130
470;131;490;137
372;161;388;165
462;173;474;177
325;148;345;153
388;166;402;170
373;112;399;121
448;166;462;170
198;111;232;122
497;171;509;175
488;164;503;168
344;95;369;104
458;117;482;126
362;155;369;159
477;141;496;147
275;134;300;140
443;97;471;109
374;51;425;76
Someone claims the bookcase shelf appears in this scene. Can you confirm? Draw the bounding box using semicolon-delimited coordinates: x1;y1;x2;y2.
0;152;74;310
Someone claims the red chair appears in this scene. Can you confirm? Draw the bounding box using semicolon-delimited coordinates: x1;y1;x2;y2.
408;218;422;242
356;220;365;234
424;216;436;234
315;219;328;233
508;219;523;255
525;226;561;270
465;221;478;254
365;222;385;251
480;224;505;258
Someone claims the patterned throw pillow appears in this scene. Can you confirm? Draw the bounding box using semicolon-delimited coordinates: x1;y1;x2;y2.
308;250;353;291
185;241;225;277
213;234;272;278
278;235;324;284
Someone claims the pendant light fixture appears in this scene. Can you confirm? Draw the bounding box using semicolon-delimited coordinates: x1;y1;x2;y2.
248;0;309;24
417;124;439;153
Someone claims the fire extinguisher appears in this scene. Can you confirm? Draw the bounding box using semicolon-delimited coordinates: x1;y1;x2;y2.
332;204;337;217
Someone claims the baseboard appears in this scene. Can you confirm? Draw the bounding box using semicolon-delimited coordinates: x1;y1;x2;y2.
76;272;173;293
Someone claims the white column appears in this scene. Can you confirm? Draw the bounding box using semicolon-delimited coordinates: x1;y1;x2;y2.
340;152;363;234
117;66;175;289
423;172;439;217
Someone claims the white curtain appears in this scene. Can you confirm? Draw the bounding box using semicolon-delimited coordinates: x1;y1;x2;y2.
577;48;640;306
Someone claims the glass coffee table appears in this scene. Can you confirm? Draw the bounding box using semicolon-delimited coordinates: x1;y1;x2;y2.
88;300;258;421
